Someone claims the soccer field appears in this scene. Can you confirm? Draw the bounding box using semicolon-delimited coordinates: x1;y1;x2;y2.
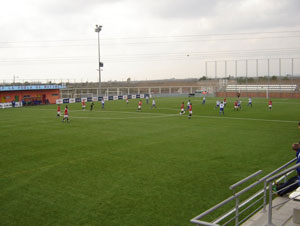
1;97;300;226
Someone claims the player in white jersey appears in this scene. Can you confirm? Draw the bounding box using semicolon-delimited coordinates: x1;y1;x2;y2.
215;100;220;108
238;100;242;110
151;99;157;109
219;102;225;115
186;100;191;111
247;97;252;107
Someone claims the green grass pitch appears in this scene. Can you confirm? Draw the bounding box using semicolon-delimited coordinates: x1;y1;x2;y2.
1;97;300;226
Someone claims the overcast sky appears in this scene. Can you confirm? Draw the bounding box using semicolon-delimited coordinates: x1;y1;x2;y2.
0;0;300;83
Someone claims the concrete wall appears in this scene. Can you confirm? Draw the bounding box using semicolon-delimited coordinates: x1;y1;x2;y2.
216;91;300;99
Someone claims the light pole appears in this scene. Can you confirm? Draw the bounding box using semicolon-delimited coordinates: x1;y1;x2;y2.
13;75;19;84
95;25;102;96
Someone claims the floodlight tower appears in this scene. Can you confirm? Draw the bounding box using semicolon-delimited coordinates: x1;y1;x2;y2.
95;25;102;96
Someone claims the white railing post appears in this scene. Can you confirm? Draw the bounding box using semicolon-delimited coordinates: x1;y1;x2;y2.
235;196;239;226
267;181;274;226
263;180;267;212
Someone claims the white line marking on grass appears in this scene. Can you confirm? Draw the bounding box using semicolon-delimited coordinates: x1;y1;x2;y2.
23;107;297;123
71;114;178;120
70;111;297;123
27;108;173;116
23;108;179;119
94;110;173;116
159;107;179;111
159;108;298;124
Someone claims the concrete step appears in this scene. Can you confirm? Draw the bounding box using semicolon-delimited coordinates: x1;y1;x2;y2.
241;196;300;226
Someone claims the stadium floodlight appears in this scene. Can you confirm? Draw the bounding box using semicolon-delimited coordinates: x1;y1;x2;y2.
95;25;103;96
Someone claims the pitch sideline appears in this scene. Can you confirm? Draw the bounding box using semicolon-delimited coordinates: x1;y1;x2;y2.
23;107;298;123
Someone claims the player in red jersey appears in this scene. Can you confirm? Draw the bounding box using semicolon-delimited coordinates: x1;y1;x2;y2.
137;100;142;111
82;100;86;111
180;102;185;115
234;100;239;111
224;98;227;106
268;99;272;110
62;105;69;123
188;103;192;119
57;104;61;117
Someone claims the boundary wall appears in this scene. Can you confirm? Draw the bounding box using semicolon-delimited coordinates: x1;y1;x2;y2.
216;91;300;98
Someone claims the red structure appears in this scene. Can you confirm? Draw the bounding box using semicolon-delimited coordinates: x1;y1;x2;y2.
0;84;65;104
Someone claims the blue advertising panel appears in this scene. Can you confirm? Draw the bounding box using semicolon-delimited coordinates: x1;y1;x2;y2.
127;95;132;99
118;96;123;100
0;84;66;91
87;97;92;102
98;96;103;101
108;96;113;100
63;99;69;104
136;94;140;99
75;98;81;103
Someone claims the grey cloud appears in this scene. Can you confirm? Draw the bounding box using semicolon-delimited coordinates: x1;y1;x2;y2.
41;0;123;15
147;0;300;31
284;0;300;13
212;0;300;33
150;0;220;19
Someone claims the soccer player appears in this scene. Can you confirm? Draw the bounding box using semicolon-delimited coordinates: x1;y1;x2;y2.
82;100;86;111
234;100;239;111
146;95;149;104
90;102;94;111
215;100;220;109
188;103;192;119
223;98;227;106
238;99;242;110
57;104;61;117
137;99;142;111
101;99;105;109
62;105;69;123
202;96;206;105
126;97;129;104
268;99;272;110
186;99;191;111
151;98;157;109
247;97;252;107
219;101;224;115
180;102;185;115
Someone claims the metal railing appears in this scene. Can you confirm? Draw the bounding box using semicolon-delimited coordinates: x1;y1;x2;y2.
266;162;300;226
190;157;298;226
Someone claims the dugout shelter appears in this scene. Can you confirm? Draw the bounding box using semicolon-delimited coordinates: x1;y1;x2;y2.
0;84;66;105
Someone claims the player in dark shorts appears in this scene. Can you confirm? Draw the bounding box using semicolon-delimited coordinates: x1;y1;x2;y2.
90;102;94;111
188;103;192;119
62;105;69;123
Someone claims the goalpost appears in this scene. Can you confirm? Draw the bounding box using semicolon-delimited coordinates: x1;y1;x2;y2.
104;90;123;96
74;93;95;98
